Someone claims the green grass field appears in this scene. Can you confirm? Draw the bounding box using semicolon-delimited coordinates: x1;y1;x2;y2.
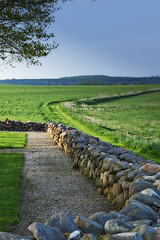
0;153;24;231
0;84;158;122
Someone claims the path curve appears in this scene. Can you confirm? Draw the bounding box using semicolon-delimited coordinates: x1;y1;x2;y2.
8;132;117;236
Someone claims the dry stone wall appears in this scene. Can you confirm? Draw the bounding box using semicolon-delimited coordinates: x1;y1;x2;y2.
0;118;46;131
0;120;160;239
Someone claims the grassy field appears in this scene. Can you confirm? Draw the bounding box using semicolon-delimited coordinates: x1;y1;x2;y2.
0;153;24;231
0;84;159;122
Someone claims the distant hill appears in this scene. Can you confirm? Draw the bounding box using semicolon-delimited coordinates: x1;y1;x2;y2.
0;75;160;86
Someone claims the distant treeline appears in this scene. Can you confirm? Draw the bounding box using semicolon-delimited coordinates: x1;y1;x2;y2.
1;75;160;86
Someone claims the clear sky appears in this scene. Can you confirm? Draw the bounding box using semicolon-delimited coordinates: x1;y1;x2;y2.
1;0;160;80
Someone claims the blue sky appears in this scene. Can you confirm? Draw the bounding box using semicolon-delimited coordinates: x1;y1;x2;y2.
1;0;160;79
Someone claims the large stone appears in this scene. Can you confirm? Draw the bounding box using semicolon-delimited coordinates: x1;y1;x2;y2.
113;161;130;172
131;224;156;240
111;232;143;240
45;211;78;233
129;178;155;197
120;200;157;220
128;219;153;227
0;232;31;240
140;188;160;199
109;211;131;222
102;157;117;171
139;163;160;175
28;222;65;240
119;153;136;164
75;216;104;235
130;192;160;207
104;219;133;234
89;211;112;227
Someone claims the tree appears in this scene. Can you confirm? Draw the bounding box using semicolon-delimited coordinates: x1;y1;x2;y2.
0;0;66;66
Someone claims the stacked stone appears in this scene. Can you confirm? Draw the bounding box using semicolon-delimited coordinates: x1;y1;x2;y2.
0;118;46;131
0;211;159;239
46;122;160;238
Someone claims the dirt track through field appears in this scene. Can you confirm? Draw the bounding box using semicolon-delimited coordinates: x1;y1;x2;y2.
6;132;117;236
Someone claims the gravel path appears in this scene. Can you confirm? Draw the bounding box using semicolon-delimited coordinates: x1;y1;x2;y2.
3;132;117;236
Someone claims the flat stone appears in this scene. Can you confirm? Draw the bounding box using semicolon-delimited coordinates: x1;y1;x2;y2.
143;175;156;183
0;232;31;240
119;153;136;164
139;163;160;175
129;178;155;197
28;222;65;240
45;211;78;233
140;188;160;199
131;224;156;240
128;219;153;227
75;216;104;235
89;211;112;227
112;232;143;240
102;157;117;171
104;219;133;234
120;200;157;220
130;192;160;207
109;211;131;222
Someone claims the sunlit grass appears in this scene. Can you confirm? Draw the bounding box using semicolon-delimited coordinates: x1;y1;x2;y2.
0;153;24;231
0;132;26;149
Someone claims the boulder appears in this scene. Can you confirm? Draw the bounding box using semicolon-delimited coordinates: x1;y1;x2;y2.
120;200;157;220
139;163;160;175
89;212;112;227
128;219;153;227
109;211;131;222
104;219;133;234
129;178;155;197
45;211;78;233
130;192;160;207
75;216;104;235
140;188;160;199
131;224;156;240
28;222;65;240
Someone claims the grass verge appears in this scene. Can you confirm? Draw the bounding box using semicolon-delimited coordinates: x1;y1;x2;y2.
0;153;24;231
0;132;26;148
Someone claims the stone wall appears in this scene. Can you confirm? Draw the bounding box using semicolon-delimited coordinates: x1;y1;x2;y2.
0;118;46;131
0;120;160;239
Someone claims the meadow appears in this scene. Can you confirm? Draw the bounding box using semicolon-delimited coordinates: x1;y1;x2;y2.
0;84;158;122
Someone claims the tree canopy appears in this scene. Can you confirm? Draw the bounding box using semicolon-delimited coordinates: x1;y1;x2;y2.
0;0;66;66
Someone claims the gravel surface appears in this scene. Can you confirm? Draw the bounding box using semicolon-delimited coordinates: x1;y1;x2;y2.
1;132;117;237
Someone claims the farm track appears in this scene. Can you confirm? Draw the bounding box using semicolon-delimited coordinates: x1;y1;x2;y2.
1;131;117;236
